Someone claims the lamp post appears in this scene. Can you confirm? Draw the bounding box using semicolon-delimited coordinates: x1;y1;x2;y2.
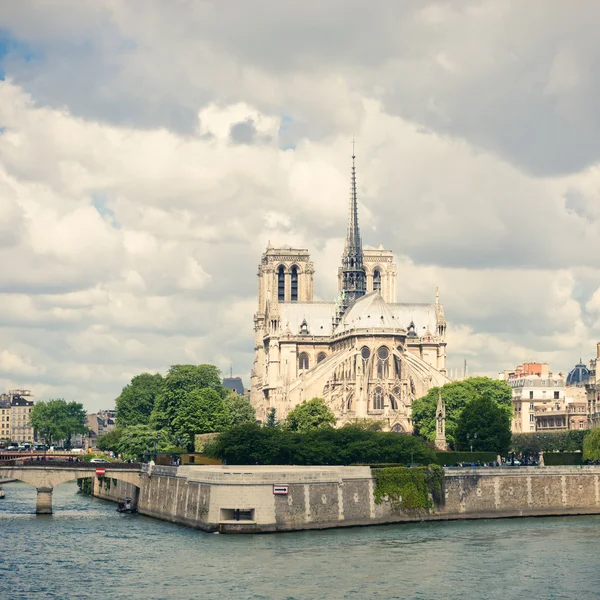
467;432;478;453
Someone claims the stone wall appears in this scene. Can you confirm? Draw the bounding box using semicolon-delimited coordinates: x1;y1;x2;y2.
91;465;600;533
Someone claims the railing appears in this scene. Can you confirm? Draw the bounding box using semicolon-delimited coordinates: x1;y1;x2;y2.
0;459;141;469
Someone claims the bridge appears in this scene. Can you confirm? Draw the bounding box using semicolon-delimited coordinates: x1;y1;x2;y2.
0;461;142;514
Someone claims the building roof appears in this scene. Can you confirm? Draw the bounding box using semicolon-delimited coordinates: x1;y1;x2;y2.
223;377;245;395
337;292;399;333
0;400;10;409
566;361;590;386
279;302;335;337
11;397;33;406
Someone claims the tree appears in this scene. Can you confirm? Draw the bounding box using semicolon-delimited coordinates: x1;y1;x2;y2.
455;397;511;454
224;392;256;428
583;428;600;462
116;425;171;461
342;418;384;432
150;364;225;431
411;377;512;448
265;408;279;428
62;402;89;449
30;399;88;447
205;424;436;466
97;428;124;453
284;398;336;433
172;389;229;449
115;372;163;427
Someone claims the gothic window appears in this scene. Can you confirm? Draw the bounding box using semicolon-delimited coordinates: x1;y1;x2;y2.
277;266;285;301
361;346;371;360
373;387;384;410
291;266;298;302
298;352;309;370
373;269;381;293
317;352;327;364
389;394;397;410
391;423;404;433
376;346;389;378
394;355;402;379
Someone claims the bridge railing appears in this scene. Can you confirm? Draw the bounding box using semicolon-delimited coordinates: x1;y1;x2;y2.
0;459;142;469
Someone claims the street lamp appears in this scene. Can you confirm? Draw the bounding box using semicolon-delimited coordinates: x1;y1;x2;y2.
467;432;478;453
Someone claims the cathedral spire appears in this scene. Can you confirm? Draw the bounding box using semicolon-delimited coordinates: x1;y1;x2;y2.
340;141;366;313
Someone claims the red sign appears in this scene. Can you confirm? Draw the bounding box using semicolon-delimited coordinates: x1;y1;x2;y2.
95;468;106;477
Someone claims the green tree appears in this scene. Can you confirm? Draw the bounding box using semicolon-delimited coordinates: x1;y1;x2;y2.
284;398;336;433
583;428;600;462
115;373;163;427
62;402;89;449
150;364;225;431
30;399;88;447
205;424;436;466
342;418;384;432
265;408;279;428
97;428;124;453
116;425;171;461
411;377;512;448
224;392;256;428
172;389;229;449
455;396;511;454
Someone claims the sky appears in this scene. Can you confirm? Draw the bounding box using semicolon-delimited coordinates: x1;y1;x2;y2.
1;1;600;411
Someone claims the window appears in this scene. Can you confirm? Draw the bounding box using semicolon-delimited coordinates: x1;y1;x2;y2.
298;353;309;370
291;266;298;302
373;269;381;293
361;346;371;360
277;266;285;301
580;422;584;429
373;387;384;410
394;355;402;379
530;414;535;422
377;346;389;378
554;391;559;400
317;352;327;364
529;391;534;400
530;402;534;411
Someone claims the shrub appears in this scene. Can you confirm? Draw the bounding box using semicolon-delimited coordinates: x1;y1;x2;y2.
205;424;436;466
434;451;498;465
543;452;582;466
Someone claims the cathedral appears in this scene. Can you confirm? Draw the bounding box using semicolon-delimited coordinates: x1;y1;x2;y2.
250;154;450;431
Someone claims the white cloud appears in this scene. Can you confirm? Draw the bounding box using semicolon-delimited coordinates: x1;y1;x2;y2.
0;3;600;409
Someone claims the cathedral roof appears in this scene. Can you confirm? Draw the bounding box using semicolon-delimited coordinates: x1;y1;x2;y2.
279;302;335;337
336;292;402;334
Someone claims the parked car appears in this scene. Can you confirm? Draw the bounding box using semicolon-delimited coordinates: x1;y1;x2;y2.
90;458;109;463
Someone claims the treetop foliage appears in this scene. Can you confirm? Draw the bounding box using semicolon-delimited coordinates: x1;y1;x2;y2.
115;372;163;428
455;396;511;454
583;428;600;462
205;423;436;466
284;398;336;432
411;377;512;448
512;430;588;455
30;399;88;448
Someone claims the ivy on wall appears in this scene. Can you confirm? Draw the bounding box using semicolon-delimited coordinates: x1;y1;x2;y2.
373;466;444;512
77;477;93;495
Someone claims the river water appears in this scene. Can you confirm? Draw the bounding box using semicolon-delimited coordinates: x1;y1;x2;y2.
1;481;600;600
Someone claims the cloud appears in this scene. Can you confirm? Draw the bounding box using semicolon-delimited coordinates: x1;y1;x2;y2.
0;3;600;410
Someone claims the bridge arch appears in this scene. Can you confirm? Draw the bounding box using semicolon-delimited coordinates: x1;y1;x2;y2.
0;465;142;514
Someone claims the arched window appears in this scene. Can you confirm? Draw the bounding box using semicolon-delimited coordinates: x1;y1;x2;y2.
298;352;309;370
391;423;404;433
361;346;371;360
377;346;389;378
291;266;298;302
317;352;327;364
373;269;381;293
373;387;384;410
277;266;285;301
394;355;402;379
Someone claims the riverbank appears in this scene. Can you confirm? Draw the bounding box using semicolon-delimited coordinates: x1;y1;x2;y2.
89;464;600;533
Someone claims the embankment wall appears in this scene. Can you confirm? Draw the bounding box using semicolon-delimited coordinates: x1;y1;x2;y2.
90;465;600;533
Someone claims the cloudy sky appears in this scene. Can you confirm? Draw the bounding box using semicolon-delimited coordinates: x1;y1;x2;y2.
1;1;600;411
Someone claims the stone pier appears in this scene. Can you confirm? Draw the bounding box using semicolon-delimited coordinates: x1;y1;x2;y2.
36;487;53;514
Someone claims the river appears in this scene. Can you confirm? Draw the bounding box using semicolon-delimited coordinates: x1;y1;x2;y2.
1;480;600;599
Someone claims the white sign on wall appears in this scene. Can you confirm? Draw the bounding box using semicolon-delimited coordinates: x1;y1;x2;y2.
273;485;289;495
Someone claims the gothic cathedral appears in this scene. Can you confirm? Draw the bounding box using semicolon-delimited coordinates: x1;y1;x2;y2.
250;153;450;431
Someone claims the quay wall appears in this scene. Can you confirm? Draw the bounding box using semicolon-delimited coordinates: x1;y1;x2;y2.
90;465;600;533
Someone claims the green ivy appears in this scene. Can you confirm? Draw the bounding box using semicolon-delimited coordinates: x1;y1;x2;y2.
373;465;444;512
77;477;93;495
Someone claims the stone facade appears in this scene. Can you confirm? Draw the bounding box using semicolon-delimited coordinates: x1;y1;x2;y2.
91;465;600;533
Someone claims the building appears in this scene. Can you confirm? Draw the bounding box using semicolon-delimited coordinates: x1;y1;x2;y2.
503;364;587;433
223;377;245;396
250;154;449;431
0;398;11;441
9;390;35;443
